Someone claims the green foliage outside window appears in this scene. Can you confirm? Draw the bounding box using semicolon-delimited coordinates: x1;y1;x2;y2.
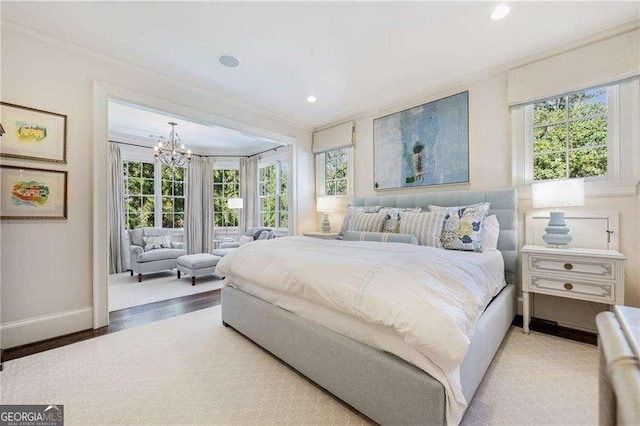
324;148;348;196
213;169;240;227
533;88;608;181
161;165;185;228
259;161;288;229
124;160;155;229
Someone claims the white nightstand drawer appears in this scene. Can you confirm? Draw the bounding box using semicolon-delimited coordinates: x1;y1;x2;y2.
529;255;615;279
530;275;615;303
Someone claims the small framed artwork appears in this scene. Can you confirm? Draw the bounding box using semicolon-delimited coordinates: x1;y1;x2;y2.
1;165;68;220
0;102;67;163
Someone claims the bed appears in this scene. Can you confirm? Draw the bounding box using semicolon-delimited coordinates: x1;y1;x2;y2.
218;189;518;425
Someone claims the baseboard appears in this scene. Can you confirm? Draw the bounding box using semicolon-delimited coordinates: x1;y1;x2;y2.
0;307;93;349
512;314;597;345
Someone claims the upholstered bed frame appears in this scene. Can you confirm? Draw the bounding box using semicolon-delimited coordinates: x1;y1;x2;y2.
222;188;518;425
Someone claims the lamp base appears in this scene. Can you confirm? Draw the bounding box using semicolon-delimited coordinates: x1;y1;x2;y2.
321;213;331;233
542;211;572;247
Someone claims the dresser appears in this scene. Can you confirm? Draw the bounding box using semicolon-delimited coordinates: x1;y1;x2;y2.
521;245;626;334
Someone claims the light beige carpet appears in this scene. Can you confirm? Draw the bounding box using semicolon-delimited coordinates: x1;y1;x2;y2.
1;306;598;425
108;271;223;311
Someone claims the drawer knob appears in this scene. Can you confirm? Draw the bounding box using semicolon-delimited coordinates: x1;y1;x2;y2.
564;263;573;270
564;283;573;290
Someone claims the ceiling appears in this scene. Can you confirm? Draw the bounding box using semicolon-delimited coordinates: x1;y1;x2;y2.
108;101;281;156
3;2;639;128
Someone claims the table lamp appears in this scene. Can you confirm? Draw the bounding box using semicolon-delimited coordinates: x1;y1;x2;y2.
316;196;337;233
227;197;243;237
532;178;584;247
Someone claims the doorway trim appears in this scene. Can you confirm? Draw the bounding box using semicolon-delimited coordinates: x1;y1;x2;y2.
92;81;297;328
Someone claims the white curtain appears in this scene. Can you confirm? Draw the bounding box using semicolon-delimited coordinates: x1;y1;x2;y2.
240;156;259;232
107;142;126;274
185;156;215;254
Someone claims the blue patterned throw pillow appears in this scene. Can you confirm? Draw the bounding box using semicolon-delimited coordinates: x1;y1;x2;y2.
436;202;490;251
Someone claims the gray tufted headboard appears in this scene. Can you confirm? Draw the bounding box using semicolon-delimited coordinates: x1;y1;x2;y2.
351;188;518;287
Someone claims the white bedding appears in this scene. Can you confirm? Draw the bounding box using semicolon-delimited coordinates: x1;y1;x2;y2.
216;236;506;424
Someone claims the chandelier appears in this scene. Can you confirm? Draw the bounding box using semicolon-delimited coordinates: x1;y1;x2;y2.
153;122;191;167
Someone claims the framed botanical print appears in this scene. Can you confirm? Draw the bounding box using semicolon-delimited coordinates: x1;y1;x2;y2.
0;102;67;163
1;165;68;220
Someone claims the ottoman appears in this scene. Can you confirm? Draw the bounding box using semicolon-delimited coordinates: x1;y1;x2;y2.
176;253;222;286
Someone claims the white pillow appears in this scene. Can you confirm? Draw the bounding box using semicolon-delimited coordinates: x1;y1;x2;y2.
143;235;172;251
398;210;446;248
239;235;254;246
482;215;500;250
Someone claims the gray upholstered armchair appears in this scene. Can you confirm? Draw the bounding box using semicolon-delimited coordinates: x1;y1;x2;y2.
128;227;186;282
212;227;275;257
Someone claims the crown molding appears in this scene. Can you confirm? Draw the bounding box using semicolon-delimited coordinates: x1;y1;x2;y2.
1;18;314;132
108;130;273;157
314;18;640;131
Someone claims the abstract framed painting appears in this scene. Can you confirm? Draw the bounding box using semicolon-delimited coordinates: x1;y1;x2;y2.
0;165;68;220
0;102;67;163
373;91;469;190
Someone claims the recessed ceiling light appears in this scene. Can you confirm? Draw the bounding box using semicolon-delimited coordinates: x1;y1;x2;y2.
218;55;240;68
490;4;510;20
306;95;317;103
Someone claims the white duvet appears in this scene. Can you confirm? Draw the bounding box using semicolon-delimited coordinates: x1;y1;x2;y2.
216;236;506;424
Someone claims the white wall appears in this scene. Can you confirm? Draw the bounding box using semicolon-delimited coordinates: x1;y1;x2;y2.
0;26;315;348
339;73;639;332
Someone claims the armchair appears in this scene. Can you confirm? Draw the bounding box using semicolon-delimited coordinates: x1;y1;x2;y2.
128;227;186;282
212;227;275;257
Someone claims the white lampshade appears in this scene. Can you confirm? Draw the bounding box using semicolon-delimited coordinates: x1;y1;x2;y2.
227;198;243;209
532;178;585;209
316;196;337;213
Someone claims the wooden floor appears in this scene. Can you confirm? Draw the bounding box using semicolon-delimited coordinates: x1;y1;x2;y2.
1;289;221;364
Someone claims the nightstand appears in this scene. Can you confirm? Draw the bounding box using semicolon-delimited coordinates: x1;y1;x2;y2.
303;232;339;240
521;244;626;334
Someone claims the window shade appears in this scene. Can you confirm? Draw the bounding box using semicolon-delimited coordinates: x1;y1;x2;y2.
312;121;354;154
507;29;640;107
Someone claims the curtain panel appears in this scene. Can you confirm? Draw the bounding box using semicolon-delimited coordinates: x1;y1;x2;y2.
185;156;215;254
107;142;127;274
240;156;259;232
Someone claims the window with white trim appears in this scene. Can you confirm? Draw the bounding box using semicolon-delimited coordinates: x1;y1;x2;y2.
259;160;288;230
122;159;186;229
213;168;240;228
124;160;156;229
161;165;185;228
315;147;353;197
529;87;609;181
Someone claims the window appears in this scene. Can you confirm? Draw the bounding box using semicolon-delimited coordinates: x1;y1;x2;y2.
161;165;185;228
315;147;353;197
324;147;349;196
122;160;185;229
213;168;240;227
124;160;155;229
531;87;608;181
259;160;288;230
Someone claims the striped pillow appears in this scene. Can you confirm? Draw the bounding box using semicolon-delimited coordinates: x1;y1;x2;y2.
398;210;447;248
348;210;388;233
337;205;382;240
343;231;418;245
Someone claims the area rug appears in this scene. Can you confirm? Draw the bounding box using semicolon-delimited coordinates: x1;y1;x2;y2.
108;271;223;311
1;306;598;425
